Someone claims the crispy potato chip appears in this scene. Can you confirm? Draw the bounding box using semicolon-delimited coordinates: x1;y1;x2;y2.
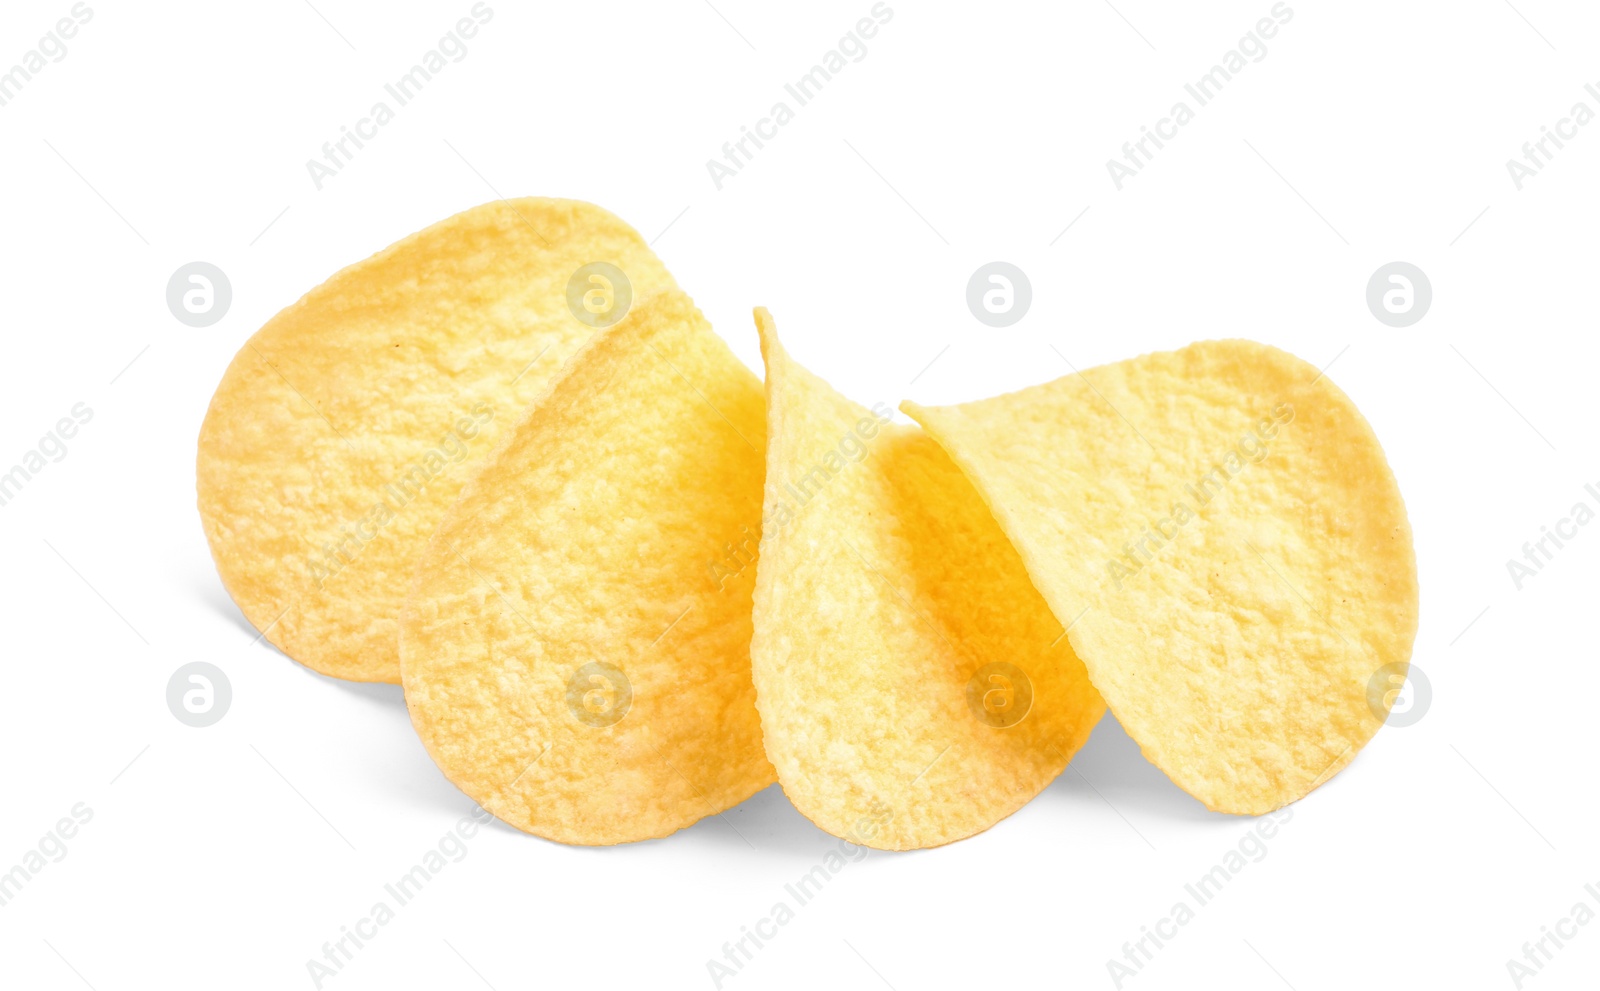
198;199;675;682
749;310;1104;850
400;291;774;844
904;340;1418;814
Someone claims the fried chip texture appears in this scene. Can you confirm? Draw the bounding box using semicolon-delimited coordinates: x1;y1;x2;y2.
904;341;1418;814
749;310;1104;850
198;199;675;682
400;291;774;844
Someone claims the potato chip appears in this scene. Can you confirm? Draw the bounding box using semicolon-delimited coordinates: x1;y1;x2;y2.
400;291;773;844
904;340;1418;814
748;310;1105;850
198;199;675;682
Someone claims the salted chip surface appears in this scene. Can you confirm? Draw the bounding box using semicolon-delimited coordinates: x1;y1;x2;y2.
749;311;1104;850
198;199;675;682
905;340;1418;814
400;291;774;844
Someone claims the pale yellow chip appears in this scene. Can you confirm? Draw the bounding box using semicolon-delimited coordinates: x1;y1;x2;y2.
198;199;675;682
749;310;1105;850
400;291;774;845
904;340;1419;814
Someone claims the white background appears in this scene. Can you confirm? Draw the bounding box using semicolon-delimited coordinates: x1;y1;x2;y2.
1;1;1597;988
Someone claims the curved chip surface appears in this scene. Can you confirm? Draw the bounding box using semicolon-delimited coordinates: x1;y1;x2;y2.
198;199;675;682
401;291;774;845
750;310;1104;850
905;340;1419;814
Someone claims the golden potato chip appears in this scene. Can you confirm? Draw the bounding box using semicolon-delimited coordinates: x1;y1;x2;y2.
904;340;1418;814
748;310;1104;850
198;199;675;682
400;291;773;845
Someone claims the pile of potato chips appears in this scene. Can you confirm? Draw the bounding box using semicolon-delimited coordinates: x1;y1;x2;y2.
199;199;1418;848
